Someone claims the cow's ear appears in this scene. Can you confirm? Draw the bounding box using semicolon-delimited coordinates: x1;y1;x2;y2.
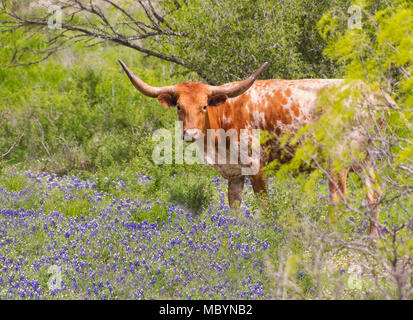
208;94;228;107
158;94;177;107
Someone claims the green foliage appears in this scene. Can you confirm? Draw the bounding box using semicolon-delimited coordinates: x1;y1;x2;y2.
317;0;412;181
319;0;412;101
260;0;413;299
0;170;39;210
129;203;169;226
0;41;181;174
45;191;92;218
267;0;412;194
161;0;349;84
168;173;214;214
0;171;30;192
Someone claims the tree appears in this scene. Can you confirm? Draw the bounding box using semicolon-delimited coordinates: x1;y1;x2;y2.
162;0;350;83
0;0;184;67
1;0;349;83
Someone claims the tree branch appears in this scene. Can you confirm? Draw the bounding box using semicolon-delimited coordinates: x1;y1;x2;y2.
0;132;24;159
0;0;184;67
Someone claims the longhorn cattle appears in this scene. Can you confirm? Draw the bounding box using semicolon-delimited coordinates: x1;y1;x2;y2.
119;60;386;236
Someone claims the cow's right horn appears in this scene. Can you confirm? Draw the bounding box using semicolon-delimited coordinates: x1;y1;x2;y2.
119;60;175;98
209;62;269;98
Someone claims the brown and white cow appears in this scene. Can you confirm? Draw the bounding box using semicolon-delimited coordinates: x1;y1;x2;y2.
119;60;385;236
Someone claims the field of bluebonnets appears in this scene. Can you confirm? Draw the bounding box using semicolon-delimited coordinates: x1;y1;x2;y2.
1;0;412;300
1;165;389;300
0;171;272;299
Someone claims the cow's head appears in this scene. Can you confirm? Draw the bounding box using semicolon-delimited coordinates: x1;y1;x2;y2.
119;60;268;141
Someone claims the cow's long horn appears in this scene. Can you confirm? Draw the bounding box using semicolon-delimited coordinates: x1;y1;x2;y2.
119;60;175;98
210;62;269;98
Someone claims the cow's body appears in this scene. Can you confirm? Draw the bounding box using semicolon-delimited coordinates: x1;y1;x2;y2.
201;78;365;216
214;79;343;134
119;60;385;236
204;79;344;178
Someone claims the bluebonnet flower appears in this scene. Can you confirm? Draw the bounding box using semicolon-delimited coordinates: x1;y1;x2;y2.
0;171;275;300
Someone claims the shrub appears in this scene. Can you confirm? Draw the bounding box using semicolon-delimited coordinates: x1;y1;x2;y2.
161;0;350;83
168;174;214;214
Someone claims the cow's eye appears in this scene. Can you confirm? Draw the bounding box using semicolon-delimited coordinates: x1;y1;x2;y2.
203;105;207;111
177;105;181;111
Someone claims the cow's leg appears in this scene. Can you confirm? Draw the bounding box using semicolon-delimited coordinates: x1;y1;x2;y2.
327;169;349;223
355;165;382;236
339;169;349;199
250;171;269;216
328;169;349;203
250;170;268;196
228;176;245;209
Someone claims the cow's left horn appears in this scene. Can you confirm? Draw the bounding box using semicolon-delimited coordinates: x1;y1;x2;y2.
210;62;269;98
119;59;175;98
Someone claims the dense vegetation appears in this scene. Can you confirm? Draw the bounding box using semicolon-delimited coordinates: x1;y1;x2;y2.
161;0;350;83
0;0;412;299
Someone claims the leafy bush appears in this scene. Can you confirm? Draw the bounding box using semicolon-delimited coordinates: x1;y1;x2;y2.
168;174;214;214
162;0;350;83
0;43;180;174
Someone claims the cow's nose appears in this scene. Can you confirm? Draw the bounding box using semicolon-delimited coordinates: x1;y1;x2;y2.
183;128;202;141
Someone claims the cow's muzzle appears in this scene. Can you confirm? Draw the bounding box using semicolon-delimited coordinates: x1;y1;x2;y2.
183;129;202;142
